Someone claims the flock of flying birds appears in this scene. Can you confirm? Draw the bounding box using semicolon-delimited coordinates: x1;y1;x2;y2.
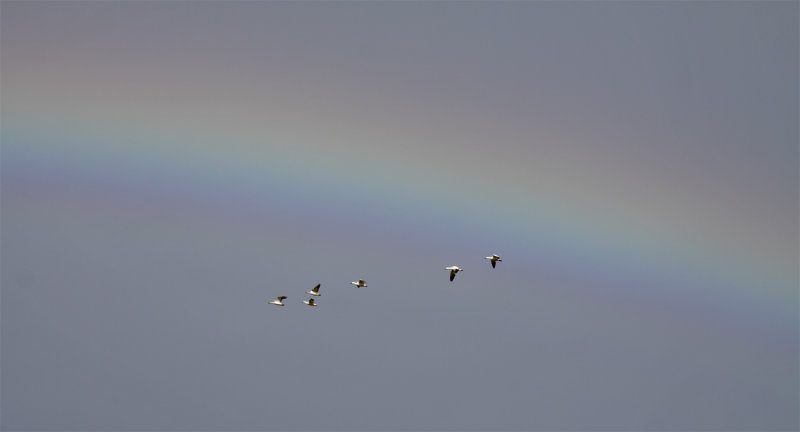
268;254;503;307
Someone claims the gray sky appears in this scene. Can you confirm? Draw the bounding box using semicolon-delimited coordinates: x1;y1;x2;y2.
1;1;798;430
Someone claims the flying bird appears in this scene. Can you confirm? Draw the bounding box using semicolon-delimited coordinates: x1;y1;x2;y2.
445;266;463;282
306;284;322;296
269;296;287;306
485;254;502;268
302;298;318;306
351;280;367;288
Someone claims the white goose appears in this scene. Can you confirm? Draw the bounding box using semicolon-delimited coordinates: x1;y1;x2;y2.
269;296;287;306
350;279;367;288
445;266;463;282
306;284;322;296
302;298;318;306
485;254;502;268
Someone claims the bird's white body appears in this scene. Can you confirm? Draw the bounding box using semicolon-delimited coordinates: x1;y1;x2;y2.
445;266;463;281
306;284;321;296
485;254;502;268
351;280;367;288
269;296;287;306
303;298;318;306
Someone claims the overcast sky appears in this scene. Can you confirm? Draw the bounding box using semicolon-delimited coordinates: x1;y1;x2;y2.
1;1;798;430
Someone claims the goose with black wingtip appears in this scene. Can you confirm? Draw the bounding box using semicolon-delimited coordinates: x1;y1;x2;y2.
269;296;287;306
445;266;463;282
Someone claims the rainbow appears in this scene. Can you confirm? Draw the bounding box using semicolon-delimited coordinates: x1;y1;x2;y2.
1;17;796;338
3;108;796;335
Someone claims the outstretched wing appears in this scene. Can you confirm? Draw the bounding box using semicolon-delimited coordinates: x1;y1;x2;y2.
308;298;315;305
491;260;496;268
450;270;456;281
278;296;287;301
312;284;320;293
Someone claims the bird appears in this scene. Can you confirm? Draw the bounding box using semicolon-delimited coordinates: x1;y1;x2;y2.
351;279;367;288
445;266;463;281
269;296;287;306
306;284;322;296
485;254;502;268
302;298;318;306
